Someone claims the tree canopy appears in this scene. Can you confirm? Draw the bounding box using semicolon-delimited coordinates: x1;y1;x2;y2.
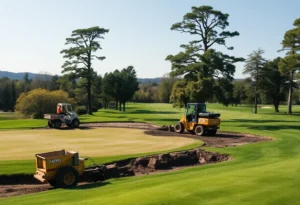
279;18;300;114
60;26;109;114
166;5;243;107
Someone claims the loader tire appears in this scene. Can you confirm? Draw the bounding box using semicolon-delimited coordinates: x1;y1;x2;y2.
56;166;79;188
174;122;184;133
194;125;205;136
53;120;61;129
48;179;57;188
47;121;53;128
72;119;80;128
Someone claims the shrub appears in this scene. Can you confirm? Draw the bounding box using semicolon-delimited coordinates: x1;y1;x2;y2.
75;106;87;115
15;89;75;118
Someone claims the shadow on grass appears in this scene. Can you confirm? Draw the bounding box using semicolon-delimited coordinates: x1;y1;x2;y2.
237;125;300;131
224;119;298;123
143;118;179;122
127;110;178;114
74;181;111;190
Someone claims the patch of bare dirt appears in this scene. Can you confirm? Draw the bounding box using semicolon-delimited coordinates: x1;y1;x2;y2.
80;122;272;147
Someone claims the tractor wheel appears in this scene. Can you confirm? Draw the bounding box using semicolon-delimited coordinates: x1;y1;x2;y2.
207;130;217;136
56;167;79;188
48;179;57;188
48;121;53;128
53;120;61;129
194;125;205;136
72;119;80;128
174;122;184;133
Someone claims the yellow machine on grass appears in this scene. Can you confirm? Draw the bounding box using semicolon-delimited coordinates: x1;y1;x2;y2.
174;103;221;136
34;150;85;188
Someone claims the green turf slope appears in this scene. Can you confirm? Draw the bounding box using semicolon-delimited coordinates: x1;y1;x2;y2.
1;103;300;204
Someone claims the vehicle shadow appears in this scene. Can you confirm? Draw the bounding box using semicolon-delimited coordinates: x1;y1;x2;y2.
74;181;111;190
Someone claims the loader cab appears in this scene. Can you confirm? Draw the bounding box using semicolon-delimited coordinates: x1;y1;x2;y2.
186;103;206;122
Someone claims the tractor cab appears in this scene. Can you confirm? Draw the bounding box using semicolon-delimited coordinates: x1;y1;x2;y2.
186;103;206;122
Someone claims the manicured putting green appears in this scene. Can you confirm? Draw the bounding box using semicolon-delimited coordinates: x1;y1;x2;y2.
0;127;198;160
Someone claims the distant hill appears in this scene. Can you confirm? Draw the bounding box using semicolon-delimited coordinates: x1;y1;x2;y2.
0;71;52;80
0;70;162;83
0;71;244;83
137;78;161;84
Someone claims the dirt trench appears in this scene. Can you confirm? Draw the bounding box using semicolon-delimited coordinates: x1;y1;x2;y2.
0;148;231;198
0;122;272;198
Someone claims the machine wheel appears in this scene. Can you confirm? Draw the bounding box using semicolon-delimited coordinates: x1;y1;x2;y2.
48;121;53;128
194;125;205;136
53;120;61;129
72;119;80;128
207;130;217;136
56;167;79;188
48;179;57;188
174;122;184;133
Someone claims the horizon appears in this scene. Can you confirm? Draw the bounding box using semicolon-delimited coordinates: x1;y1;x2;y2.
1;0;299;78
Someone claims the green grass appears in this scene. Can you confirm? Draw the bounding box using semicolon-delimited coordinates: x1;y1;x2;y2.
1;103;300;204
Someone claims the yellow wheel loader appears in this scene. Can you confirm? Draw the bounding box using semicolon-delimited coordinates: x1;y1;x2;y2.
34;150;86;188
174;103;220;136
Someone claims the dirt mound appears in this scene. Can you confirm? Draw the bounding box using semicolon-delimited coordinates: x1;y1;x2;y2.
0;148;230;198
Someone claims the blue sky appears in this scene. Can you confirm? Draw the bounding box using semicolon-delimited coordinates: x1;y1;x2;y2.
0;0;299;78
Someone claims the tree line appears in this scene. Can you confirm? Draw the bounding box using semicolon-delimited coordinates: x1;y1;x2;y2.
1;5;299;116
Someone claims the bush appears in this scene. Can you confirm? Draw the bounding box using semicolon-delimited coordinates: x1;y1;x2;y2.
31;113;40;119
75;106;87;115
15;89;75;118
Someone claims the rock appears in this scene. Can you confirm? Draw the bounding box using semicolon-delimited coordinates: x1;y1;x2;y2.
135;157;150;167
104;164;120;178
158;153;171;160
147;158;157;169
115;159;132;167
171;152;198;166
199;157;206;164
118;166;135;177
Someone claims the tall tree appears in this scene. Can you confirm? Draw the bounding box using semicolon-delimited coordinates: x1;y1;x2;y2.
232;81;247;105
158;73;177;103
61;26;109;114
23;73;32;93
243;49;266;114
166;5;243;107
119;66;139;111
57;73;77;98
102;71;120;110
11;80;16;111
279;18;300;114
262;57;288;112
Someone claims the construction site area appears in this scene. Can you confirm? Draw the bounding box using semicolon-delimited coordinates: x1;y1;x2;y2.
0;122;271;198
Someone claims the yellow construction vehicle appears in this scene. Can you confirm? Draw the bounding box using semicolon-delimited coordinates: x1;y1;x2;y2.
34;150;86;188
174;103;220;136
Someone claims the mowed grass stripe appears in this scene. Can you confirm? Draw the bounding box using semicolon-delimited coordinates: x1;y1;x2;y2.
0;127;202;175
1;103;300;204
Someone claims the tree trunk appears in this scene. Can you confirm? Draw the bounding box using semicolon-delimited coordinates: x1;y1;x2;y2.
115;99;118;110
87;80;92;115
122;101;126;112
287;71;294;115
254;89;258;114
273;98;280;112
